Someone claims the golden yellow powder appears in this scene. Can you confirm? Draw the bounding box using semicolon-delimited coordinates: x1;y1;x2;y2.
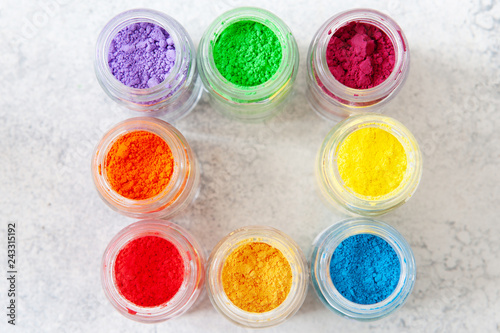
221;242;292;313
337;127;407;197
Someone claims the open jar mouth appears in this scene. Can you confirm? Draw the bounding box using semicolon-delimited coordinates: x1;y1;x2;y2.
101;220;205;323
91;117;198;219
316;114;422;216
206;226;308;328
310;218;416;321
198;7;299;104
307;8;410;117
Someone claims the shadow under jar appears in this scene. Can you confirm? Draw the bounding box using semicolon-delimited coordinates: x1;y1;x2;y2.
101;219;205;323
95;9;202;121
206;226;308;328
310;218;416;321
307;9;410;121
198;7;299;121
92;117;200;219
316;114;422;216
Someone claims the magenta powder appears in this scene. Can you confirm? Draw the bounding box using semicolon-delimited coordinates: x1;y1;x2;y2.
108;22;176;89
326;22;395;89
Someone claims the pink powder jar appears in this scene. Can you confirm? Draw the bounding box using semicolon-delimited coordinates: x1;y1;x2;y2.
307;9;410;121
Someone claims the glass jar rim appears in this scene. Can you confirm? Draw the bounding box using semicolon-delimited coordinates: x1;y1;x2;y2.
206;225;308;328
91;117;193;218
95;8;191;102
311;8;410;105
317;113;422;216
311;218;416;320
198;7;298;103
101;219;205;323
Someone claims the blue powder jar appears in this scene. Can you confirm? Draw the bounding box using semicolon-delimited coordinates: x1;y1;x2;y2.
310;218;416;321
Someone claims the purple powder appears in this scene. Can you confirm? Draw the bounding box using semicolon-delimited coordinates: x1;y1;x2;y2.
108;22;176;89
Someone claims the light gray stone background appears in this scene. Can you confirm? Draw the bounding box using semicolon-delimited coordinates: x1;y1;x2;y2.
1;0;499;332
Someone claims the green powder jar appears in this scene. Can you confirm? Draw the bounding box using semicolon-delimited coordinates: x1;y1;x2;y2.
198;7;299;121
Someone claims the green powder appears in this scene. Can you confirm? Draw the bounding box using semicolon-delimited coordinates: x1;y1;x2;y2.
213;20;282;87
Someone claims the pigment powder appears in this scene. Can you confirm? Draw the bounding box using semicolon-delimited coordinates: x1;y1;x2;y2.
337;127;407;197
213;20;282;86
326;22;395;89
114;235;184;307
329;234;400;304
105;130;174;200
222;242;292;313
108;22;176;88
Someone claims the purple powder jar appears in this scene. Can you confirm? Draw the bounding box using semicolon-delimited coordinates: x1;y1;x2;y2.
95;9;201;121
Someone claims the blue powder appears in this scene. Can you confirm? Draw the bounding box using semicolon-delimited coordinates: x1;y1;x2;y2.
329;234;400;305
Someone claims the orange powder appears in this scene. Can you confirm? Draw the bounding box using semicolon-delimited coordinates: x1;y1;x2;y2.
222;242;293;313
105;130;174;200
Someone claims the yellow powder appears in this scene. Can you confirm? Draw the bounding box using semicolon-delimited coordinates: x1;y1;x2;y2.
221;242;292;313
337;127;407;197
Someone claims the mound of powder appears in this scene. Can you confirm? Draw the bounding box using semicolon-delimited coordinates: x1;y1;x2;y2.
105;130;174;200
336;127;407;197
329;234;401;305
221;242;292;313
326;22;395;89
108;22;176;89
213;20;282;87
114;235;184;307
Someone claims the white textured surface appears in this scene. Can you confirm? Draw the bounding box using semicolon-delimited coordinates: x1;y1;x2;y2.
1;0;500;332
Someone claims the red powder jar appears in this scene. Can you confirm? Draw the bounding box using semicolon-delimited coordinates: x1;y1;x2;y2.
101;219;205;323
307;9;410;121
91;117;200;219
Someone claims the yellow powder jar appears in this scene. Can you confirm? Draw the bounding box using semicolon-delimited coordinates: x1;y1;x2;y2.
316;114;422;216
206;226;308;328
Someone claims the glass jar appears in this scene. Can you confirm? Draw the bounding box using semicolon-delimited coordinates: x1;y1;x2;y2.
101;219;205;323
310;218;416;321
307;9;410;121
95;9;202;122
198;7;299;121
316;113;422;216
206;226;308;328
92;117;200;219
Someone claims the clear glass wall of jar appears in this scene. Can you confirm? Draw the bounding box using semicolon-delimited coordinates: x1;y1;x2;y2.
316;114;422;216
198;7;299;121
310;218;416;321
101;220;205;323
92;117;200;219
95;9;202;121
307;9;410;121
206;226;308;328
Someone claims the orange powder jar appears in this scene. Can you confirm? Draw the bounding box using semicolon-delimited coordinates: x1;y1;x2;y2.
92;117;199;219
206;226;308;328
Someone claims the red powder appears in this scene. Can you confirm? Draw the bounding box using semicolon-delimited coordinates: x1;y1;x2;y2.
114;235;184;307
326;22;395;89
